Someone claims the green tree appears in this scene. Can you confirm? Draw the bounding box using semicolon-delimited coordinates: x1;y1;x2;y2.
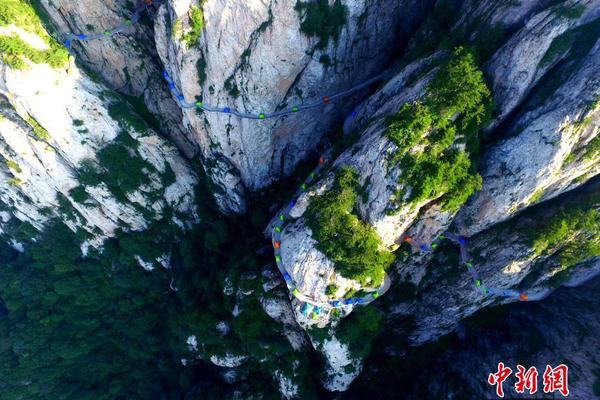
387;47;492;212
306;166;394;286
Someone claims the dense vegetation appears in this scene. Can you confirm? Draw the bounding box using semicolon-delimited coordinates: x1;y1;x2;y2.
77;133;157;204
0;223;187;399
583;134;600;161
172;2;206;47
335;306;383;359
0;176;318;399
404;0;508;62
183;2;206;46
305;166;394;286
25;115;50;140
295;0;347;49
387;47;493;211
0;0;68;69
72;97;176;207
2;1;598;398
531;208;600;269
516;190;600;289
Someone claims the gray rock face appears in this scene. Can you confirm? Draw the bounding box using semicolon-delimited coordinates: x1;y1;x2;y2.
39;0;199;158
456;35;600;236
281;0;600;272
395;182;600;347
0;26;198;253
154;0;432;213
265;0;600;391
398;268;600;399
486;0;600;129
4;0;600;395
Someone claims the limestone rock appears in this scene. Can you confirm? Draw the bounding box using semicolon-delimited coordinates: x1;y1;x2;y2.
456;36;600;236
155;0;432;213
0;25;198;252
39;0;198;157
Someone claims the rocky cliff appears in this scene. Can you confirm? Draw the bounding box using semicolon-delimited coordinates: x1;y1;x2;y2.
2;0;600;397
152;0;432;213
268;0;600;390
347;256;600;399
39;0;199;157
0;2;199;261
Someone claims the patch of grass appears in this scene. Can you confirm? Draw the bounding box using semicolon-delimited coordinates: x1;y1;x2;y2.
5;158;22;173
182;2;206;47
386;47;492;212
295;0;348;49
0;34;68;69
325;283;338;297
172;18;183;39
305;166;394;286
343;287;357;299
68;186;90;204
563;152;576;166
530;208;600;269
25;115;50;140
528;188;545;205
582;135;600;162
0;0;68;70
0;0;47;36
8;177;22;186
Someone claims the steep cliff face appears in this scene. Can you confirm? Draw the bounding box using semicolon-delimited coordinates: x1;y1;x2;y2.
3;0;600;397
38;0;199;158
0;8;199;256
275;0;600;306
395;180;600;346
485;0;600;129
267;0;600;391
347;262;600;399
458;55;600;234
154;0;431;213
464;273;600;399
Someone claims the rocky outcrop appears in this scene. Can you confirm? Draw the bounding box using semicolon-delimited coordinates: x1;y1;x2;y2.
274;0;600;307
0;19;199;254
457;35;600;235
154;0;432;213
280;218;363;322
393;269;600;399
265;0;600;392
181;262;312;399
38;0;198;158
319;335;362;391
4;0;600;396
486;0;600;129
391;177;600;347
